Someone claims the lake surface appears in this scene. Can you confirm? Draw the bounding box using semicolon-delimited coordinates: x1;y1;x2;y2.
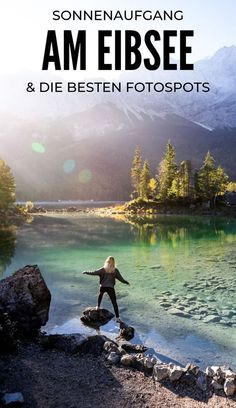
1;214;236;369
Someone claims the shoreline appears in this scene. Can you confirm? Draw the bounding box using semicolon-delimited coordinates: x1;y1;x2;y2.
1;335;236;408
1;198;236;223
8;202;236;219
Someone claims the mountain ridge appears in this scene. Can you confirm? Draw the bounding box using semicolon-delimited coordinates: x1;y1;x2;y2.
1;46;236;129
1;46;236;200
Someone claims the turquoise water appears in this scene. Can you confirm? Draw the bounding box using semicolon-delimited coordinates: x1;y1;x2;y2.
1;214;236;369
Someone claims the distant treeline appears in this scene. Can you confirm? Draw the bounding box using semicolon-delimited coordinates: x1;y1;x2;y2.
130;142;236;206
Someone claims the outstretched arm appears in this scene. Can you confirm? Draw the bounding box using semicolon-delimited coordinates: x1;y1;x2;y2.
82;268;102;276
115;269;130;285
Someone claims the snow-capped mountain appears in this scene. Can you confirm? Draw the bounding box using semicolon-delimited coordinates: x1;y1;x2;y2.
0;46;236;200
0;46;236;129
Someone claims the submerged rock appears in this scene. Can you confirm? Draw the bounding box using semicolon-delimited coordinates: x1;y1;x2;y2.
0;265;51;336
80;308;114;327
203;315;221;323
169;308;192;318
159;302;172;308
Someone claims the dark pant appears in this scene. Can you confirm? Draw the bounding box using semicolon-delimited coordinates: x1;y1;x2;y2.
98;287;119;318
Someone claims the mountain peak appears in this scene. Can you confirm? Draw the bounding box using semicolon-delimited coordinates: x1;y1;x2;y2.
211;45;236;61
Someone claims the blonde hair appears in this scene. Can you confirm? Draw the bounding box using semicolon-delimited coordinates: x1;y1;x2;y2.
104;256;116;273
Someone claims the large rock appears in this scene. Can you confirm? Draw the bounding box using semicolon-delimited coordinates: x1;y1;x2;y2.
0;265;51;336
41;334;108;355
80;308;114;327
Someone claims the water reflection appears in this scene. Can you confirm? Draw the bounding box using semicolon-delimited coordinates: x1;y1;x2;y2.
129;216;236;246
2;214;236;369
129;216;236;278
0;227;16;276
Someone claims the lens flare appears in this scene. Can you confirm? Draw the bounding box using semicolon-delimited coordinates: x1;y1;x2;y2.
79;169;92;183
63;159;76;174
32;142;45;154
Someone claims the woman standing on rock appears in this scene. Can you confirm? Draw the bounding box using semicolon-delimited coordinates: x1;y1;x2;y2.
82;256;130;323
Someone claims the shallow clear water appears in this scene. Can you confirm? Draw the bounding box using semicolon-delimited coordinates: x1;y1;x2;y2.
1;214;236;369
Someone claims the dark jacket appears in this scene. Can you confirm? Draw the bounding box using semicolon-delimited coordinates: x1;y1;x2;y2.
83;267;129;288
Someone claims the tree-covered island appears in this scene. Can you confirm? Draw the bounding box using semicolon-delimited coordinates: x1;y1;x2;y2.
123;142;235;215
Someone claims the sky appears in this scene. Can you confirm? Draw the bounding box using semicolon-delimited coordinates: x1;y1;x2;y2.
0;0;236;79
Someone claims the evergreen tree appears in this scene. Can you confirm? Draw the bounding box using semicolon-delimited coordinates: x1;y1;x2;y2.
196;151;228;204
169;170;181;199
179;160;192;198
194;170;200;198
131;146;142;198
158;142;177;200
0;159;16;211
149;178;158;199
140;160;151;199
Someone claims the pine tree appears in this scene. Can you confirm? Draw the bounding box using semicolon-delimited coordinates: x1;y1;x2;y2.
0;159;16;211
169;170;181;199
149;178;158;199
196;151;228;204
140;160;151;199
158;142;177;200
194;170;200;198
131;146;142;198
179;160;192;198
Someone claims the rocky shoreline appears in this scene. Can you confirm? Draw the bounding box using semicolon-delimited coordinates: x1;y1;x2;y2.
40;331;236;397
22;197;236;218
1;265;236;407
